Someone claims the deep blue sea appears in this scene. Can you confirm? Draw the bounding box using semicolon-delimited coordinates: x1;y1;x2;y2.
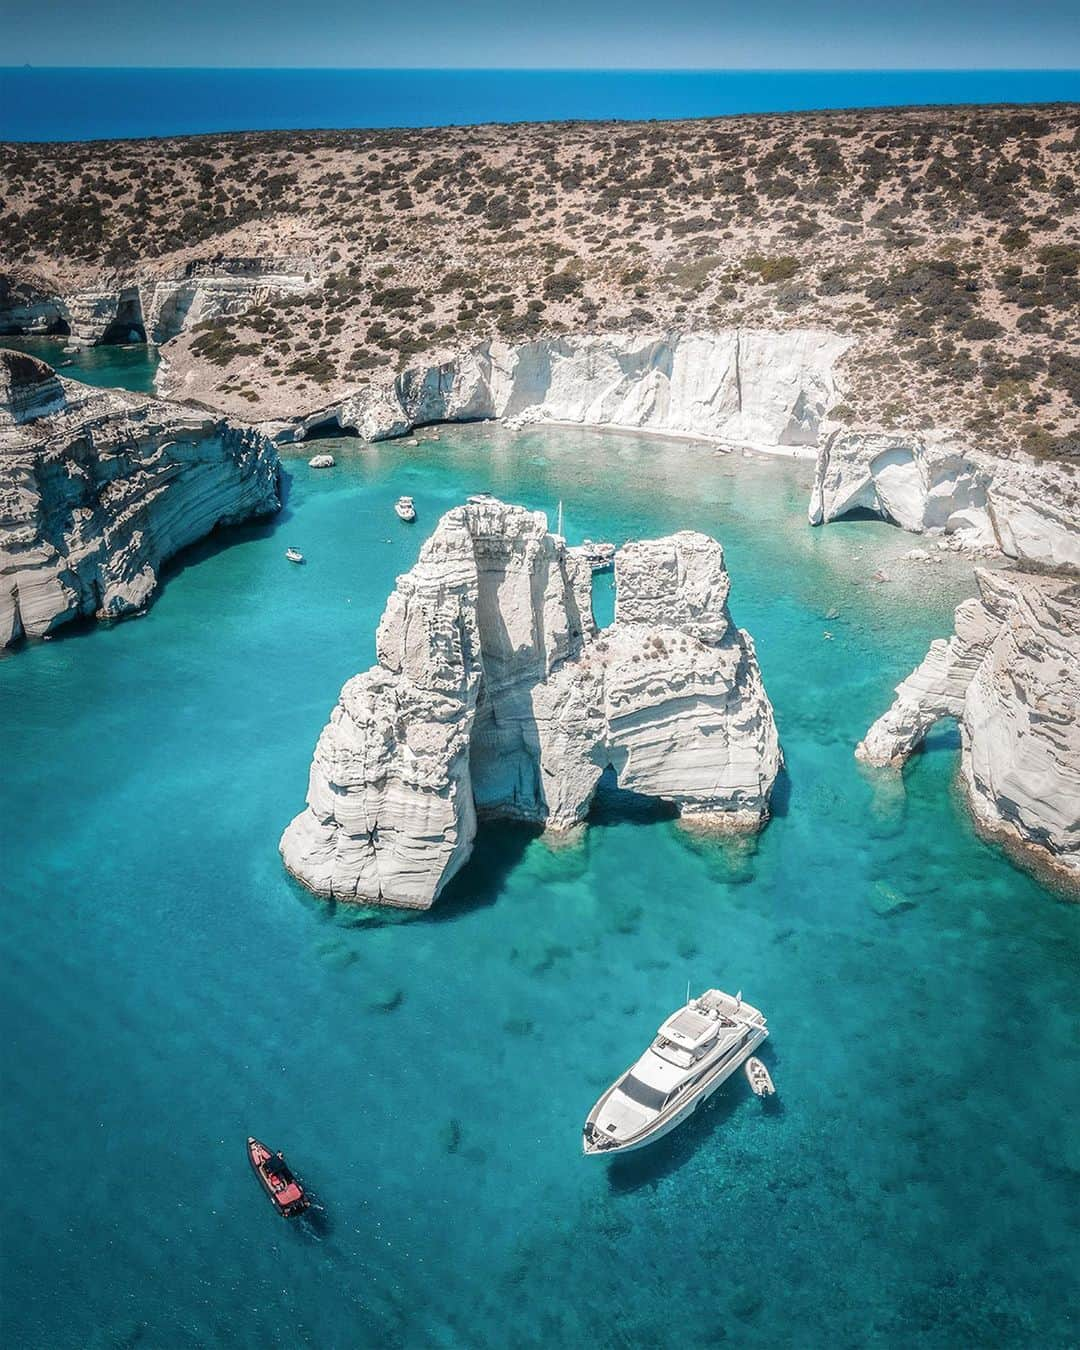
1;68;1079;142
2;413;1078;1347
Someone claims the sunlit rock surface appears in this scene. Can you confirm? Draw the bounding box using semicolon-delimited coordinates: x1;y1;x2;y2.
298;329;850;453
858;568;1080;889
0;348;280;646
281;501;781;908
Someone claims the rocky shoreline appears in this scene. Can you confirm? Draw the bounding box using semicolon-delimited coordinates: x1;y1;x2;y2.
0;348;280;645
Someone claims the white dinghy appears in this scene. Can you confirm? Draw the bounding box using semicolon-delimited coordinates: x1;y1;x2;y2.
744;1056;775;1097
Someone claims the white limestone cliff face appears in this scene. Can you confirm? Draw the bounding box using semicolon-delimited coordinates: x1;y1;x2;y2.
1;265;315;346
858;568;1080;889
809;428;1080;569
280;502;781;908
0;348;280;646
298;329;851;453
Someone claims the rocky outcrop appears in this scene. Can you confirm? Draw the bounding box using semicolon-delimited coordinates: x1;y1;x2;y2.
809;428;1080;568
0;349;280;646
858;568;1080;889
297;329;851;453
280;501;781;908
1;263;315;347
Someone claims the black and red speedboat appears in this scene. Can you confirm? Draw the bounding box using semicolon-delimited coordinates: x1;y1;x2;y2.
247;1137;312;1218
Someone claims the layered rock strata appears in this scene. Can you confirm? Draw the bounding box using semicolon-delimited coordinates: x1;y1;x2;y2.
858;568;1080;888
0;349;280;646
809;428;1080;568
296;329;851;453
280;501;781;908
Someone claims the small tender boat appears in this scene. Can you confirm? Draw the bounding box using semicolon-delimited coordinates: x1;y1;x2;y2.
247;1137;311;1218
580;539;615;573
285;547;304;564
583;989;768;1155
395;495;417;522
744;1056;775;1097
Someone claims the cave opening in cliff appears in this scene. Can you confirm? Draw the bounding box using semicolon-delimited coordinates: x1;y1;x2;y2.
100;295;147;346
303;417;359;441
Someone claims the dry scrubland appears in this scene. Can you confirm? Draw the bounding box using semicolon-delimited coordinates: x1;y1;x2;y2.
2;102;1079;453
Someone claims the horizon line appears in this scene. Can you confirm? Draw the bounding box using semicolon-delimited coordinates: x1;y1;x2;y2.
5;64;1080;74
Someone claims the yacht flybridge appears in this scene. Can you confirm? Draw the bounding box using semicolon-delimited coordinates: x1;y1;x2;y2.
583;989;767;1155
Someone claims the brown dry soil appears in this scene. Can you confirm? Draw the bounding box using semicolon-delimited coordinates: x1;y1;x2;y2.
2;102;1078;453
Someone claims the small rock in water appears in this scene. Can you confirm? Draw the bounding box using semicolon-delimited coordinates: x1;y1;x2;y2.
872;569;891;584
308;453;335;469
367;986;405;1013
904;548;930;561
870;882;918;918
825;607;840;620
439;1119;462;1154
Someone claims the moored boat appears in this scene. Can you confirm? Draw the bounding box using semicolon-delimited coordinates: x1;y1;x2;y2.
247;1136;311;1218
395;495;417;522
285;547;304;563
744;1056;775;1097
583;989;768;1155
579;539;615;573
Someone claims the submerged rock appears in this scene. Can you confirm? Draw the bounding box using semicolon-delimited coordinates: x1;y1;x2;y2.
280;499;781;909
0;348;280;646
858;569;1080;890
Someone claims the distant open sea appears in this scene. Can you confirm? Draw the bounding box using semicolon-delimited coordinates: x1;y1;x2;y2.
1;67;1078;141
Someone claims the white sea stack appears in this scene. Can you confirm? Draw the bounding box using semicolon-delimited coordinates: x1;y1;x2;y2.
0;348;280;646
858;568;1080;889
281;500;781;908
308;453;335;468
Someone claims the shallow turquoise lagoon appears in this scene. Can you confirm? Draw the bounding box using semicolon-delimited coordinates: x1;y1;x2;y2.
2;426;1077;1348
0;334;161;393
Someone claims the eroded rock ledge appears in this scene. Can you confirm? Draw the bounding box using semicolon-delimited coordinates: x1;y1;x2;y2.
295;328;851;452
0;348;280;646
280;499;781;909
809;428;1080;569
858;568;1080;890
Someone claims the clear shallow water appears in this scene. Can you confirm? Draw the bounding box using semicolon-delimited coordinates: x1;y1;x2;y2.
3;68;1079;142
0;334;161;394
2;425;1077;1348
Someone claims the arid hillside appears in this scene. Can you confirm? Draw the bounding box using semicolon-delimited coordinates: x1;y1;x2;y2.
2;102;1078;453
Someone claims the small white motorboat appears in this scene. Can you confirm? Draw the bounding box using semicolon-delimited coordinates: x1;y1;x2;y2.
285;547;305;564
395;496;417;522
744;1056;775;1097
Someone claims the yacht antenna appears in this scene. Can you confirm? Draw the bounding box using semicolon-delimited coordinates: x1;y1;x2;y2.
556;499;564;539
686;978;691;1005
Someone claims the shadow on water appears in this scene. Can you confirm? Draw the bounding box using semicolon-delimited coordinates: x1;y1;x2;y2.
587;769;679;830
768;764;792;818
427;821;541;922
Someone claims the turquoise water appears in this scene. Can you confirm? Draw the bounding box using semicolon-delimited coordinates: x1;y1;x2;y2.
0;334;161;394
2;426;1077;1348
3;69;1079;143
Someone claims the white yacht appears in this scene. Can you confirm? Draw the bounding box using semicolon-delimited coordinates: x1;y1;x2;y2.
583;989;767;1155
395;495;416;522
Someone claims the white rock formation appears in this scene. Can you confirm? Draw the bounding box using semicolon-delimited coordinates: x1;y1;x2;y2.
281;501;781;908
809;428;1080;568
1;265;315;347
858;568;1080;888
297;329;851;454
0;348;280;646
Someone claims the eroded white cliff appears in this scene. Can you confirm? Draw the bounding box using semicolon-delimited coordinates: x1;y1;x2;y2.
0;348;280;646
280;501;781;908
299;329;851;453
858;568;1080;889
810;428;1080;569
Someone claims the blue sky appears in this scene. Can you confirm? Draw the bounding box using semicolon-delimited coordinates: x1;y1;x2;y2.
4;1;1079;68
